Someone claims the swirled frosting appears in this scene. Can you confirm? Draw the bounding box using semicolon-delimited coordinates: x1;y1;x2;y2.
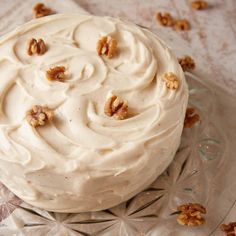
0;14;188;212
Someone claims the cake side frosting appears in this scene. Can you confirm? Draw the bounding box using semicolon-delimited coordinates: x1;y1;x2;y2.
0;14;188;212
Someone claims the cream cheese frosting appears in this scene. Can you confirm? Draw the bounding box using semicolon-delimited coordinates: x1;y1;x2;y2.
0;14;188;212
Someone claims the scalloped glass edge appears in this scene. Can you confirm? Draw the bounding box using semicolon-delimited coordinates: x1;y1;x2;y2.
0;72;236;236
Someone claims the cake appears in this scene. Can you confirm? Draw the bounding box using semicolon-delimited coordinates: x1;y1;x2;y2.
0;14;188;212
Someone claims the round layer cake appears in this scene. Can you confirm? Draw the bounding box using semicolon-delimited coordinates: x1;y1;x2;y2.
0;14;188;212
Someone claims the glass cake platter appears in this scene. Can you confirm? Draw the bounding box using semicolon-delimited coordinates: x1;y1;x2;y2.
0;72;235;236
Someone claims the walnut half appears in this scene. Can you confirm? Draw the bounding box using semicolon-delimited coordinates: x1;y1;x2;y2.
156;12;174;27
97;36;117;59
33;3;53;18
191;1;208;10
46;66;66;82
174;19;190;31
104;95;128;120
26;105;54;127
184;108;200;128
178;55;196;71
162;72;179;90
28;38;47;56
176;203;206;226
220;222;236;236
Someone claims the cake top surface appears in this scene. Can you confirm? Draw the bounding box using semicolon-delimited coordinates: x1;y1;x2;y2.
0;14;188;212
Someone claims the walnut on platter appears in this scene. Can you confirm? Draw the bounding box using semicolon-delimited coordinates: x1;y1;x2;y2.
156;12;174;27
174;19;190;31
104;95;128;120
26;105;54;127
220;222;236;236
162;72;179;90
178;55;196;71
191;0;208;10
184;107;200;128
33;3;53;18
46;66;66;82
176;203;206;226
97;36;117;59
27;38;47;56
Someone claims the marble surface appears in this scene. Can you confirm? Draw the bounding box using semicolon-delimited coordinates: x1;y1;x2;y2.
0;0;86;35
0;0;235;234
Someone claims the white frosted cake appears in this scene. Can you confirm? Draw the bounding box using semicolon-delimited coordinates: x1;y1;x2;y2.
0;14;188;212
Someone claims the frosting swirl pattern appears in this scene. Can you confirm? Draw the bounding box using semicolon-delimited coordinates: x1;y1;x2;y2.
0;14;188;212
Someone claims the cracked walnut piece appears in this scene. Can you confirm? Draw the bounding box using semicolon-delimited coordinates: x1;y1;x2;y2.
156;12;174;27
191;1;208;10
174;19;190;31
184;108;200;128
163;72;179;90
177;203;206;226
221;222;236;236
97;36;117;59
178;56;196;71
27;38;47;56
104;95;128;120
27;105;54;127
46;66;66;82
33;3;53;18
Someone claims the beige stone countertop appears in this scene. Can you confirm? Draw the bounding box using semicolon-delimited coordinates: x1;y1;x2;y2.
0;0;235;234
